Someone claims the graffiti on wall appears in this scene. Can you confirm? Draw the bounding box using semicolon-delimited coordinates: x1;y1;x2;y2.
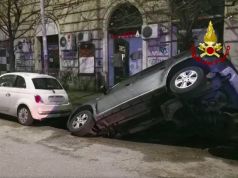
129;49;142;75
62;60;78;68
62;51;78;68
147;39;171;67
15;38;34;71
79;56;94;73
78;43;95;73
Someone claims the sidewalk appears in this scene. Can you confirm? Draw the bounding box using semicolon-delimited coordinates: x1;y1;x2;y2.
68;90;102;108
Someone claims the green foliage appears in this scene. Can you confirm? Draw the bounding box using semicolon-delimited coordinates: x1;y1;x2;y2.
58;71;72;91
59;71;96;91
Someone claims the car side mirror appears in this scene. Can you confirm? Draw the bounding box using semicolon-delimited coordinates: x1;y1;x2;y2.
100;85;109;95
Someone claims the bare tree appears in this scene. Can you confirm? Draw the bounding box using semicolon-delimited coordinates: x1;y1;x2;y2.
168;0;225;51
0;0;79;72
0;0;46;72
133;0;225;51
168;0;204;50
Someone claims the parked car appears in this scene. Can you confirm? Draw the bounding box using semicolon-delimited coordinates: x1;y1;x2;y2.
0;72;72;125
67;51;238;136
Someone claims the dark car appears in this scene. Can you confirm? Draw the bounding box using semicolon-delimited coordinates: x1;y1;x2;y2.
67;51;238;136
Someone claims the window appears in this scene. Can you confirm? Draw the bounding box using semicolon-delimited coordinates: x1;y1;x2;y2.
14;76;26;88
0;49;6;57
32;78;62;90
108;3;142;35
0;75;16;87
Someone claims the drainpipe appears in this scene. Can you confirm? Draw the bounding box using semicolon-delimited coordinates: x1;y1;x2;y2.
40;0;48;74
96;0;101;90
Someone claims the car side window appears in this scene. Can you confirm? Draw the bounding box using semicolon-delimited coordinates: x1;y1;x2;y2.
0;76;6;86
14;76;26;88
0;75;16;87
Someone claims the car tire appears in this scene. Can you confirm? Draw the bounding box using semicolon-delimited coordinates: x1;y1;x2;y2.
169;66;206;96
17;106;34;126
67;110;95;136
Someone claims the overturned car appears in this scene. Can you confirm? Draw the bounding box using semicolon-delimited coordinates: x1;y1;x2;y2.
67;50;238;137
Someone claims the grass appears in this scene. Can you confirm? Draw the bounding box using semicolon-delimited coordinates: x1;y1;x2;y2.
68;90;102;107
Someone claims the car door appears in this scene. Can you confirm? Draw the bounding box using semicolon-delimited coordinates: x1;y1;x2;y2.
96;76;136;114
97;63;168;117
129;66;166;98
0;74;17;112
7;75;27;115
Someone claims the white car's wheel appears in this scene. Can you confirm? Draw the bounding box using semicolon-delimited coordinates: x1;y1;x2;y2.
169;66;206;96
17;106;34;126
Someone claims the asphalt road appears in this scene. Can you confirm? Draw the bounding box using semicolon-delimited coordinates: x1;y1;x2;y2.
0;115;238;178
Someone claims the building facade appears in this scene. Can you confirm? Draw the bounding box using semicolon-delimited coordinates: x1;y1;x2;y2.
0;0;233;90
224;0;238;70
2;0;176;90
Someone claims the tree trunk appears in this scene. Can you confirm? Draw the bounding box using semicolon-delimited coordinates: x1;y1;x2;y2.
179;30;194;51
8;37;15;72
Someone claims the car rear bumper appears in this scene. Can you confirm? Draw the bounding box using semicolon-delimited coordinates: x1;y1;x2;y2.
31;103;72;120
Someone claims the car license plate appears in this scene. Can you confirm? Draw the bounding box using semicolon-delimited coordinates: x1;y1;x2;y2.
48;96;64;103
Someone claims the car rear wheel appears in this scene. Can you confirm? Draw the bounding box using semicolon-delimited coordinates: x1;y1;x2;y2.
169;66;206;96
17;106;34;126
67;110;95;136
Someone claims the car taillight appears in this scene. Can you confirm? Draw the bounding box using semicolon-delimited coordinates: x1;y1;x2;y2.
35;95;43;103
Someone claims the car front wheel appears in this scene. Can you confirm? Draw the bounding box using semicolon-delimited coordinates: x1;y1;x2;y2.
67;110;95;136
169;66;206;96
17;106;34;126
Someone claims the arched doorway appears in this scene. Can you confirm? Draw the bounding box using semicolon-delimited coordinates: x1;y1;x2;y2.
35;18;59;75
108;3;143;86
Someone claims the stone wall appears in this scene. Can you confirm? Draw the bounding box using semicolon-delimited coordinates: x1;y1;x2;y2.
6;0;171;90
224;1;238;70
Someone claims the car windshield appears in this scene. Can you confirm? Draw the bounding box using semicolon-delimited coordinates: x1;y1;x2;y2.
32;78;63;90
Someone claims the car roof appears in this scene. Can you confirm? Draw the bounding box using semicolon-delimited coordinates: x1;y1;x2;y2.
1;72;55;79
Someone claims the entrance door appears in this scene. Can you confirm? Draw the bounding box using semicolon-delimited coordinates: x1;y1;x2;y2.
107;3;143;87
47;35;59;77
113;39;129;84
40;35;59;76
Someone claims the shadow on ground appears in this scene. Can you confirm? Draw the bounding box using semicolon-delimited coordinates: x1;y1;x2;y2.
38;114;238;161
33;117;68;130
0;113;68;130
120;121;238;161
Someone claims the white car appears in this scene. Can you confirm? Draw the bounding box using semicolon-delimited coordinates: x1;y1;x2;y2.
0;72;72;125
